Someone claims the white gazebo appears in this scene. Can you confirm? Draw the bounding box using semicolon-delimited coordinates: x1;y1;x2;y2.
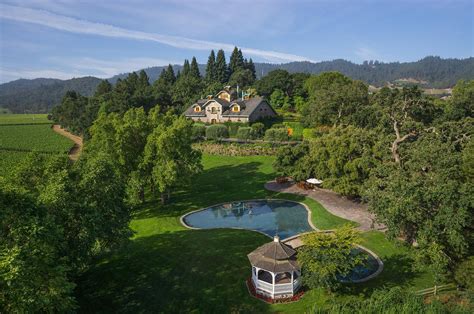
247;235;301;299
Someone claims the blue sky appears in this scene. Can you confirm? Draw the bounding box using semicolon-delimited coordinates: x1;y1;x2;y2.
0;0;472;83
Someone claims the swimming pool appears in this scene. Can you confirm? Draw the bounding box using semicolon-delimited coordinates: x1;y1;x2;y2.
182;199;314;239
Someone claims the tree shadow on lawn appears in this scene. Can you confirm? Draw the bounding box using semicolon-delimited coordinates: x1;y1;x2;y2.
76;229;272;313
340;253;425;297
132;161;276;221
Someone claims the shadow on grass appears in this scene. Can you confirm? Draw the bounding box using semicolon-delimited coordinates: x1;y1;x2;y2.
76;229;271;313
132;161;275;221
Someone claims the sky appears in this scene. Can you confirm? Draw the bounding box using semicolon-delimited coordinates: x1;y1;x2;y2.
0;0;472;83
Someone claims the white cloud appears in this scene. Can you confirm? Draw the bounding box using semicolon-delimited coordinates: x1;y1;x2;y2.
0;3;315;63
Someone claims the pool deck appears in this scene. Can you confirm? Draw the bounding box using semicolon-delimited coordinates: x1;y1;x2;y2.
265;181;386;232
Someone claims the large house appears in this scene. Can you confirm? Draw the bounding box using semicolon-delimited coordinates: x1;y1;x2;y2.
184;87;277;123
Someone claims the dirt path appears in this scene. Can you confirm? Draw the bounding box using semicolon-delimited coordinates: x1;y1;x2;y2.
265;181;386;231
52;125;83;161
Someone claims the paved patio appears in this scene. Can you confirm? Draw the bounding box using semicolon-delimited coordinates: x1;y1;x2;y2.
265;181;386;232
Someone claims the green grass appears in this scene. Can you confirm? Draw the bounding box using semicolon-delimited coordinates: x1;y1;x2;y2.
0;114;50;125
76;154;436;313
0;124;73;153
283;121;304;139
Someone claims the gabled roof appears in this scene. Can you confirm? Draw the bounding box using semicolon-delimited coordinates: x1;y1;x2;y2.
183;96;276;118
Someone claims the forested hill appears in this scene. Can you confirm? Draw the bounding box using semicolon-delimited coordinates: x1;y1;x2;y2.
1;56;473;113
0;77;102;113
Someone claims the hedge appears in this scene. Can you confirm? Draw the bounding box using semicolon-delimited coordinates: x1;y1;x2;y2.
191;125;206;140
264;128;288;141
236;127;255;141
205;124;229;140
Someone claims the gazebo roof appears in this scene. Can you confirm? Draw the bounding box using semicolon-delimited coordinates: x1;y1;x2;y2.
247;236;300;273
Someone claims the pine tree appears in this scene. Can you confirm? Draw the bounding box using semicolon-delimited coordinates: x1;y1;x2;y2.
229;46;245;76
190;57;201;78
247;58;256;80
205;50;216;83
163;64;176;85
138;70;150;88
215;49;228;84
182;60;190;76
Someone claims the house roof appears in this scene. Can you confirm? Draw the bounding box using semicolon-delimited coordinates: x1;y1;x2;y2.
247;236;300;273
183;96;275;118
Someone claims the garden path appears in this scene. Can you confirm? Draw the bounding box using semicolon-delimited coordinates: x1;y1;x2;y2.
265;181;386;232
52;125;83;161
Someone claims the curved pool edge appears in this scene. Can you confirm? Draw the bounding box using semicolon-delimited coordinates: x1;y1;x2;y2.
179;199;383;283
179;198;319;241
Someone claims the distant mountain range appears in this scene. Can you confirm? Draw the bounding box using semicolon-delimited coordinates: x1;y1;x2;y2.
1;56;473;113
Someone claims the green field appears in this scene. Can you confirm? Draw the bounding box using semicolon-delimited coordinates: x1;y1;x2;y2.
0;150;31;177
0;114;51;125
76;155;435;313
0;124;73;153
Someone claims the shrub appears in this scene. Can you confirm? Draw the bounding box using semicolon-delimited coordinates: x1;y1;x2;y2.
191;125;206;140
454;256;474;290
236;127;254;141
271;123;287;129
265;128;288;142
205;124;229;140
224;122;247;137
192;142;277;156
251;122;265;138
303;128;317;140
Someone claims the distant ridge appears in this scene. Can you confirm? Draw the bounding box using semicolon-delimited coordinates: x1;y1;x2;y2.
1;56;473;113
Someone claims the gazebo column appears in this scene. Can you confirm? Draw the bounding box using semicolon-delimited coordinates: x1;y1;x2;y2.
271;272;276;298
291;271;294;294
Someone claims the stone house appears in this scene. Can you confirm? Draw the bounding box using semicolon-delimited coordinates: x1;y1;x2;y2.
183;87;277;123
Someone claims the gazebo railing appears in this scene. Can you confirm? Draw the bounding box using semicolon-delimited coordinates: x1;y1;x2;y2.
274;283;293;294
255;280;273;294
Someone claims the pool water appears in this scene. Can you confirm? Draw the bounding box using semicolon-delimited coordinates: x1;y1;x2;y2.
183;200;313;239
339;248;380;282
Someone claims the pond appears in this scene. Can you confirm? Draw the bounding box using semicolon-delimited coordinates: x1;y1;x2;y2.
182;199;314;239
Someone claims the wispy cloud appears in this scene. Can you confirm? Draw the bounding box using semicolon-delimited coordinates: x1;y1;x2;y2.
355;46;380;61
0;56;179;82
51;57;180;77
0;3;315;63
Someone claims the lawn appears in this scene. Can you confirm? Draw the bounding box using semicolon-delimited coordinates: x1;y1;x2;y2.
76;154;436;313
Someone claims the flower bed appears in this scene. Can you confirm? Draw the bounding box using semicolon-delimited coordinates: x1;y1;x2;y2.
245;278;305;304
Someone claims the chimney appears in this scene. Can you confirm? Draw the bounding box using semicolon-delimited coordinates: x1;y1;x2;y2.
273;235;280;242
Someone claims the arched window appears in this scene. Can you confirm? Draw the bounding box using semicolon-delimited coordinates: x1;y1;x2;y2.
194;106;201;112
275;272;292;284
257;269;273;284
232;105;240;112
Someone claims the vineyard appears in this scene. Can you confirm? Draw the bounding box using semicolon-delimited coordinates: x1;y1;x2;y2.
0;114;51;125
0;114;74;177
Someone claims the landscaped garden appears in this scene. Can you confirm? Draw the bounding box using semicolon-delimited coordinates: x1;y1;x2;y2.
75;155;436;313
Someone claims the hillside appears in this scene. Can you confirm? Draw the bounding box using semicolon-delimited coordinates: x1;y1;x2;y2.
0;77;101;113
1;56;473;113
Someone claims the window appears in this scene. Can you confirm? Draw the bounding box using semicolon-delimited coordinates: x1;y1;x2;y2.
194;106;201;112
232;105;240;112
211;107;217;114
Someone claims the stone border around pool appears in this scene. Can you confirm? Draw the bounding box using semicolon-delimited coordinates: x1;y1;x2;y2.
179;198;318;241
179;198;383;283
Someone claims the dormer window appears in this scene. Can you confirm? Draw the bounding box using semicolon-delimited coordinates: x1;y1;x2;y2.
232;105;240;112
194;106;201;112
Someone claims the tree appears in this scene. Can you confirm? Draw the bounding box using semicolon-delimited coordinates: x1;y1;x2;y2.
182;59;191;76
190;57;201;79
205;124;229;140
443;80;474;121
205;50;216;83
364;124;472;276
303;72;369;127
228;68;255;89
215;49;228;83
141;115;202;204
270;89;290;109
246;58;256;80
94;80;112;97
298;226;364;291
0;184;76;312
302;126;382;197
273;143;309;180
256;69;293;97
229;47;245;76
